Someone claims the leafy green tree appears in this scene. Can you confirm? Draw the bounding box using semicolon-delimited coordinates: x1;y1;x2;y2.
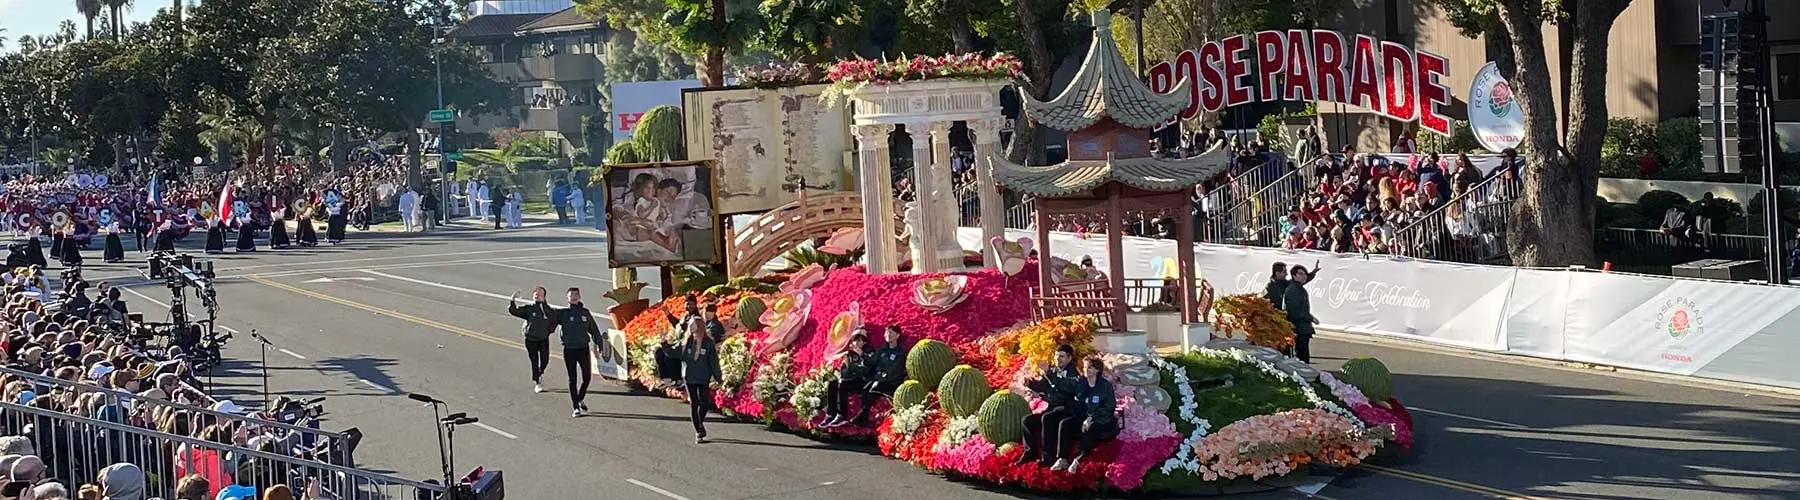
577;0;764;86
1424;0;1634;266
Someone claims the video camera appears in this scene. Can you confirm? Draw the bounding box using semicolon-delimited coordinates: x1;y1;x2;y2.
141;252;227;372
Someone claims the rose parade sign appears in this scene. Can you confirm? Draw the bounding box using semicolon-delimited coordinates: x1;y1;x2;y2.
1147;30;1453;135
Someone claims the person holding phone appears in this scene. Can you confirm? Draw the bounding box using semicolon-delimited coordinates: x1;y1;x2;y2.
819;331;872;428
1286;263;1322;363
1016;344;1082;467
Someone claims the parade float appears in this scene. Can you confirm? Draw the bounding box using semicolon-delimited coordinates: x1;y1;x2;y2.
608;9;1416;495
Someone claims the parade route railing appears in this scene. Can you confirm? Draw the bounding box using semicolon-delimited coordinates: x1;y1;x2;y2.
0;366;356;467
0;400;444;500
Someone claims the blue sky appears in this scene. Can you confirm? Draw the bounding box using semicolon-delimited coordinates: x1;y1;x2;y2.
0;0;190;46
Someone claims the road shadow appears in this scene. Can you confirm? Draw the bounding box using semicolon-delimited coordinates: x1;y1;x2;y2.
314;356;406;396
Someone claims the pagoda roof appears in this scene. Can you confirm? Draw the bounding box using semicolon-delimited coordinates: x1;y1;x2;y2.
991;142;1232;197
1021;10;1192;132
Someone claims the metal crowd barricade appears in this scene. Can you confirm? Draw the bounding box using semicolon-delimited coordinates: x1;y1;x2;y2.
0;400;445;500
0;366;356;467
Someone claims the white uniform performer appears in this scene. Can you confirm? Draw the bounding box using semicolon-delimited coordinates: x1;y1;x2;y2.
568;186;587;225
506;191;523;229
398;188;420;232
463;179;478;217
476;181;492;223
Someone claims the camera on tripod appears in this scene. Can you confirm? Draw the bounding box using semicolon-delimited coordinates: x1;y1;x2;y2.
141;252;227;372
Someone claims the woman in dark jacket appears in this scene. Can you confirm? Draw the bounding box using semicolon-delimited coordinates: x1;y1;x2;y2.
673;314;722;444
1018;344;1082;467
1051;358;1118;472
1263;261;1288;310
820;331;872;428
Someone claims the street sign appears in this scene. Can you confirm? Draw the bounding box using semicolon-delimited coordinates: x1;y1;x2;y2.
445;151;465;161
427;109;455;123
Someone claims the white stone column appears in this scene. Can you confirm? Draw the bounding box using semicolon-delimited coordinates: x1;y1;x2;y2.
970;117;1005;269
908;122;940;273
854;123;897;274
927;122;964;270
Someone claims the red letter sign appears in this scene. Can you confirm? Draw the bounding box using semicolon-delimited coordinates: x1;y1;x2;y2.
1347;34;1384;113
1380;41;1416;121
1175;50;1203;119
1199;41;1226;112
1283;30;1316;102
1415;50;1451;136
1311;30;1347;104
618;112;644;132
1221;35;1253;108
1255;31;1287;102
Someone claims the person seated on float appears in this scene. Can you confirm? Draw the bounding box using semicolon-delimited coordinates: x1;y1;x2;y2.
1049;357;1119;472
819;330;872;428
1017;344;1082;467
826;326;908;427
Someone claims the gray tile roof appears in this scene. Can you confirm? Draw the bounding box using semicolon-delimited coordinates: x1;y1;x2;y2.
1021;10;1192;132
447;14;544;41
990;142;1232;197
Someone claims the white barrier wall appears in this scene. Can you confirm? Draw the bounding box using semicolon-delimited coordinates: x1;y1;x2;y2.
957;228;1800;390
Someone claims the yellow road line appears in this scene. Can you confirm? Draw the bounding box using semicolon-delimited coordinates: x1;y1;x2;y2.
255;278;1544;500
248;276;536;355
1361;464;1551;500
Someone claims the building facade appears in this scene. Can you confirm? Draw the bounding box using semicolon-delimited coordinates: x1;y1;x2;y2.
447;6;606;153
1316;0;1800;169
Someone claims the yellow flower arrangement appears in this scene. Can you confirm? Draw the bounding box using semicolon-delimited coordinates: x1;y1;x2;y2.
1212;294;1295;351
995;316;1099;366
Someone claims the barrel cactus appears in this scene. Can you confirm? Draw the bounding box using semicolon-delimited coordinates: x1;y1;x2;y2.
1338;357;1394;402
937;365;991;417
735;296;767;330
891;380;929;410
976;390;1030;444
705;284;739;297
905;340;956;389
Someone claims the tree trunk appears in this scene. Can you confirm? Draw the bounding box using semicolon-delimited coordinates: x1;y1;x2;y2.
701;0;728;87
328;125;349;173
1496;0;1629;267
86;17;95;40
945;4;975;53
405;130;425;192
1004;0;1060;166
112;6;122;40
112;136;126;170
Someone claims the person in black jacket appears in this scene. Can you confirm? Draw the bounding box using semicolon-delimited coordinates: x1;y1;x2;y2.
1017;344;1082;466
820;331;872;428
1285;265;1321;363
672;305;723;443
1263;261;1288;310
558;287;604;417
1051;358;1118;472
509;287;559;393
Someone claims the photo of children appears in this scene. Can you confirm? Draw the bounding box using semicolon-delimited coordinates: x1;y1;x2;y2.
604;161;719;266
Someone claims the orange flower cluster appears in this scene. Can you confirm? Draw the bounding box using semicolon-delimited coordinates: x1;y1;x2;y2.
1212;294;1295;352
621;291;768;344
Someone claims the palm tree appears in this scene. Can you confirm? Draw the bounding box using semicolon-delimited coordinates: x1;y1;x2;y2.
0;27;9;51
75;0;104;40
105;0;134;40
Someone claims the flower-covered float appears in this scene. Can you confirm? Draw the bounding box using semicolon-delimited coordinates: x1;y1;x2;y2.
617;260;1416;495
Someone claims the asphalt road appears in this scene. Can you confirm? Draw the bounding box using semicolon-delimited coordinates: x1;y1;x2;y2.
69;221;1800;500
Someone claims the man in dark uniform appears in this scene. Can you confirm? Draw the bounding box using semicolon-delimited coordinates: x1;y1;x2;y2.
1285;265;1321;363
509;287;558;394
558;287;604;417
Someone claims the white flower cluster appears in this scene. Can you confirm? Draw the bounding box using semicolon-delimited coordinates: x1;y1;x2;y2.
1149;356;1212;475
719;336;755;392
1184;347;1360;424
789;365;839;422
936;415;981;451
890;404;933;437
752;351;796;414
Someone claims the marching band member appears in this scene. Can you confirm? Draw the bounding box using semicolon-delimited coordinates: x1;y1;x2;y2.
269;197;291;249
61;223;84;268
324;189;347;245
475;180;491;223
294;199;319;247
203;216;226;254
506;189;523;229
233;205;257;252
102;218;125;263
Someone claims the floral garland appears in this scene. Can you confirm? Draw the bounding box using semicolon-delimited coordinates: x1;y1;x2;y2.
752;351;796;419
1189;347;1358;423
736;61;822;88
789;365;838;424
1319;372;1412;449
719;336;754;392
821;53;1023;107
1148;356;1212;475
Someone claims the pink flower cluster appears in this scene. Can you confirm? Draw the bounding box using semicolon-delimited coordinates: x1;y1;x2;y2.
1189;409;1378;481
788;265;1035;374
1105;436;1180;490
827;53;1024;86
932;438;997;474
1316;372;1411;449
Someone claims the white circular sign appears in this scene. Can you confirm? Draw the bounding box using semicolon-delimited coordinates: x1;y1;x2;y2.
1468;62;1524;153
